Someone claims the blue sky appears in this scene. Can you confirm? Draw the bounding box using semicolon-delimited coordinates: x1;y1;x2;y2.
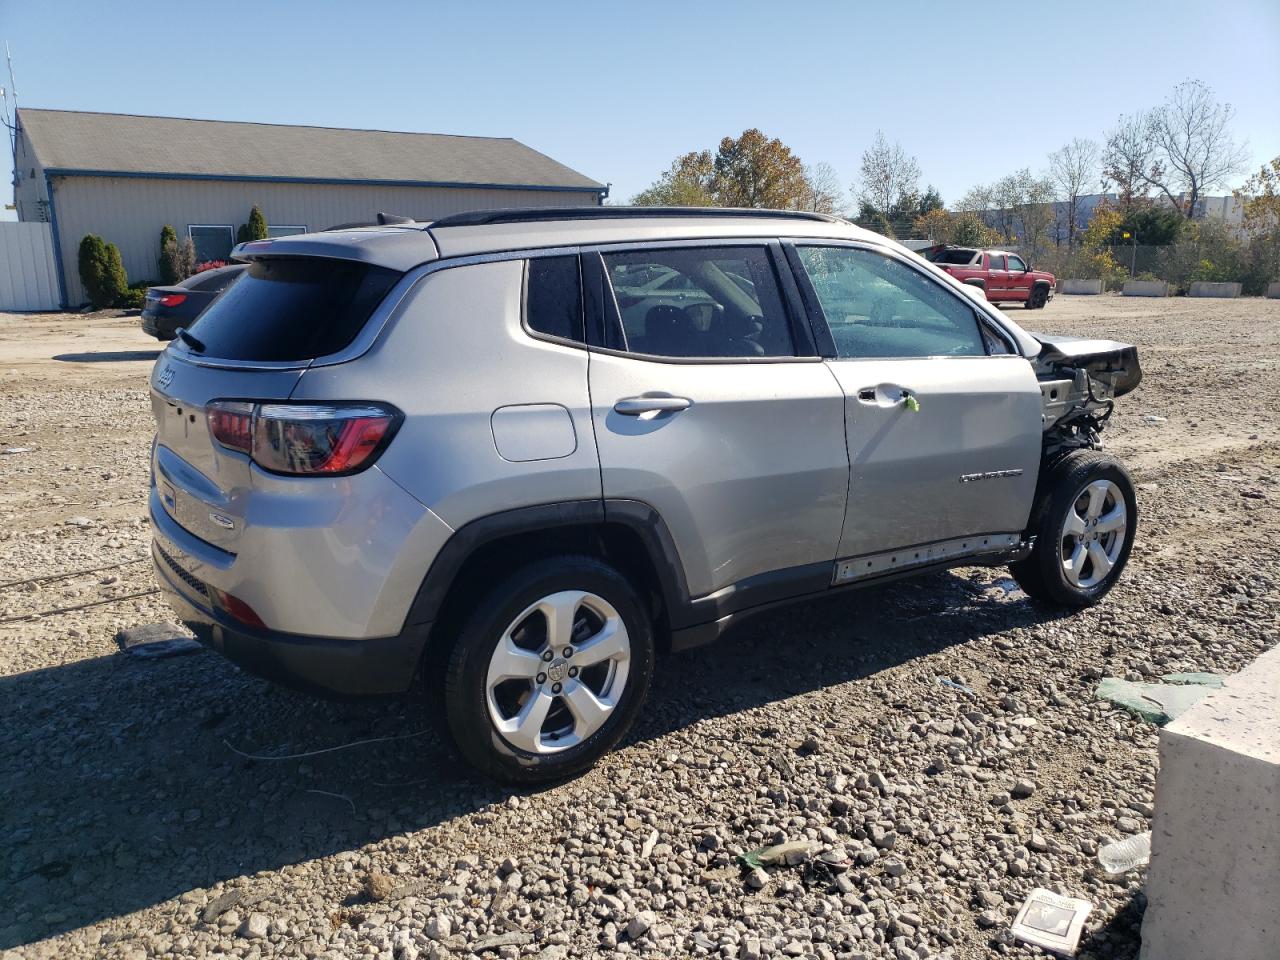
3;0;1278;219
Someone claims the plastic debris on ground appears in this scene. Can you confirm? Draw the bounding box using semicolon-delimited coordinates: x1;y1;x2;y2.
116;623;202;659
1097;831;1152;874
1094;672;1224;725
938;677;975;696
736;840;814;869
1009;888;1093;956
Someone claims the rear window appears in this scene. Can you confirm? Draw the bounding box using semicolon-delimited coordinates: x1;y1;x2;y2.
925;248;978;265
186;258;401;361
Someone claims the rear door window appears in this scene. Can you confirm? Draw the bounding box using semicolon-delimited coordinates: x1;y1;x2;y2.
988;254;1006;270
601;246;795;358
186;257;400;361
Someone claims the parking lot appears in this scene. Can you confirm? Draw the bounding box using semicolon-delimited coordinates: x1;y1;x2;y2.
1;295;1277;959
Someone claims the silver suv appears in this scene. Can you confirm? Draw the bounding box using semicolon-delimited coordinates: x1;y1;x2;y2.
149;208;1141;782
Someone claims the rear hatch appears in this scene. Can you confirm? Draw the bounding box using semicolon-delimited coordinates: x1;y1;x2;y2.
150;256;403;552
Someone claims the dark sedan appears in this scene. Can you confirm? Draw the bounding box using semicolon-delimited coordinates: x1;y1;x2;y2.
141;265;246;340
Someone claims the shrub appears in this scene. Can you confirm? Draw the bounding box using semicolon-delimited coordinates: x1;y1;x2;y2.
160;236;197;283
119;288;147;310
157;225;180;284
77;234;111;308
194;260;228;273
236;205;268;243
101;242;129;307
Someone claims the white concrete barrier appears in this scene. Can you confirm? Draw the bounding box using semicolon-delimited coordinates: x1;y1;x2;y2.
1122;280;1169;297
1138;644;1280;960
1188;281;1242;298
1266;281;1280;299
1059;278;1104;295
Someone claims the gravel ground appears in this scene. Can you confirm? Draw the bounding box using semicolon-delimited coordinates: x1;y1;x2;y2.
1;297;1277;960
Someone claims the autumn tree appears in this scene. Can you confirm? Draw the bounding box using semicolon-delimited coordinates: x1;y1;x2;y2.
1048;138;1100;248
711;129;810;208
632;151;715;206
633;130;814;210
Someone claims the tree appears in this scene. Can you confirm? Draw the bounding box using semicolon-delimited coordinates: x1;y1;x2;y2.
157;225;180;284
1235;156;1280;236
1149;80;1248;218
78;234;110;308
913;208;954;244
1105;80;1248;218
800;161;844;215
237;204;269;243
78;234;128;308
1048;138;1100;248
854;131;921;222
632;150;715;206
160;234;197;283
711;129;810;209
950;212;1000;248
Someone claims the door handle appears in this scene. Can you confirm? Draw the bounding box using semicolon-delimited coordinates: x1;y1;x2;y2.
614;396;692;416
856;385;920;412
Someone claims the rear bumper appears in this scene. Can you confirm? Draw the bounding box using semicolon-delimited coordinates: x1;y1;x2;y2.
152;539;429;697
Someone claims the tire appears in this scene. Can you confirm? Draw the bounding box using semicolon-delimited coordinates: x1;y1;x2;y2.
442;555;654;783
1010;451;1137;607
1026;284;1050;309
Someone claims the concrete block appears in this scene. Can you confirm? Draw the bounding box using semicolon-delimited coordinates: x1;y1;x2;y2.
1122;280;1169;297
1266;281;1280;299
1059;278;1104;295
1139;644;1280;960
1188;281;1242;298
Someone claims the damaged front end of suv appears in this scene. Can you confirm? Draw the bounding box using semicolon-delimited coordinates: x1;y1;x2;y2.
1032;334;1143;459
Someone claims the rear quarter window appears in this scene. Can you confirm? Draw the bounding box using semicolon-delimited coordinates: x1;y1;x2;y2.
186;258;400;361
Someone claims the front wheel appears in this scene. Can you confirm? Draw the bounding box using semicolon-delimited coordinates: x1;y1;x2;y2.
1010;451;1137;606
1026;285;1050;309
442;555;654;783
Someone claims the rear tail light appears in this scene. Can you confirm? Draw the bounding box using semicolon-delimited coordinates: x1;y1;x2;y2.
208;587;267;629
206;401;401;476
158;293;188;307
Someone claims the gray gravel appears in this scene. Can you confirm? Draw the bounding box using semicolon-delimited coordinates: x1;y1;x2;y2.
1;298;1277;960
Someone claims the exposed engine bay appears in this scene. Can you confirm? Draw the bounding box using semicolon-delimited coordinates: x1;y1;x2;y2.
1031;334;1142;458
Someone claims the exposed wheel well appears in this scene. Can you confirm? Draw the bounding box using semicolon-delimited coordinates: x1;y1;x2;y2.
421;521;675;681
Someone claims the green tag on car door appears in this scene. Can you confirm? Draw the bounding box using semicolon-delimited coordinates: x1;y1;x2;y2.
904;394;920;413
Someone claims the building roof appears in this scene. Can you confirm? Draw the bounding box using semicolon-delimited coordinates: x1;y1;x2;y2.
16;108;604;193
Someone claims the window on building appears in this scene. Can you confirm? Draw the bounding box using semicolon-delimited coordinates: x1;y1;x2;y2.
601;246;795;358
524;256;583;342
188;225;234;263
267;225;308;237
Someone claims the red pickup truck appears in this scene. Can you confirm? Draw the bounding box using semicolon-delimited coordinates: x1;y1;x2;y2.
923;245;1055;309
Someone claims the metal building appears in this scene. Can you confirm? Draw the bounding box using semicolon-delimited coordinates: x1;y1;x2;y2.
10;108;606;307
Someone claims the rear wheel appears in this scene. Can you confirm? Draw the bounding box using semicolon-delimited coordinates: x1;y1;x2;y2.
442;556;654;783
1010;451;1137;607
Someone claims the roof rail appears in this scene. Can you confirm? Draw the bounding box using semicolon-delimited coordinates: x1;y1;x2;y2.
428;206;846;229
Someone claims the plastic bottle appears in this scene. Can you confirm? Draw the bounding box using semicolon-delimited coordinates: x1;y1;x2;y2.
1097;831;1151;874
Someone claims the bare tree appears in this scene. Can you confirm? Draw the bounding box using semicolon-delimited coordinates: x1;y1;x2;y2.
1104;80;1248;219
1102;111;1156;209
1049;138;1100;248
1149;79;1249;218
801;161;844;215
854;131;921;216
955;184;994;215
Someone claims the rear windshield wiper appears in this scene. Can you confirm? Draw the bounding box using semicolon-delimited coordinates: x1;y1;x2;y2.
176;328;206;353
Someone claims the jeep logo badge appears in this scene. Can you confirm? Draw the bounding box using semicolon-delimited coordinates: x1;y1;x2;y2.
157;365;174;388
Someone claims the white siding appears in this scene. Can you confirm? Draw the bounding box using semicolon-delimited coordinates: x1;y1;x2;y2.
50;176;599;305
0;221;60;311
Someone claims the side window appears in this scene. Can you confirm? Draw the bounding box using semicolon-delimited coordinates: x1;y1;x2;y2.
795;246;988;359
601;246;794;358
1006;254;1027;272
524;256;583;342
988;253;1006;270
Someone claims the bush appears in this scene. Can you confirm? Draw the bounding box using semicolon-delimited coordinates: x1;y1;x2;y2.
236;205;268;243
160;236;197;283
157;225;180;284
78;234;110;308
101;242;129;307
119;288;147;310
194;260;228;273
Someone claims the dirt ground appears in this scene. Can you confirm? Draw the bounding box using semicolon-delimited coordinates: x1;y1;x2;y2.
0;296;1277;960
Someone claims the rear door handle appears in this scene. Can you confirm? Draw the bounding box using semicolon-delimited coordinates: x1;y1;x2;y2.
614;396;692;416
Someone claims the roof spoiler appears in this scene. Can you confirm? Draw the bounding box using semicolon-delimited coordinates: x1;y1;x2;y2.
324;212;418;231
